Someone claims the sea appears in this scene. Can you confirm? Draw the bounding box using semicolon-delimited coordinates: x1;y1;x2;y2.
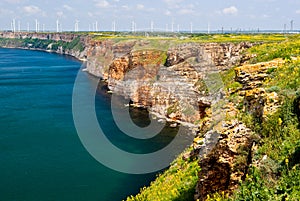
0;48;186;201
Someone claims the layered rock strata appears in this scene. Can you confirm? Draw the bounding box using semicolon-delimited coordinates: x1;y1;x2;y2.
86;40;256;123
235;59;284;118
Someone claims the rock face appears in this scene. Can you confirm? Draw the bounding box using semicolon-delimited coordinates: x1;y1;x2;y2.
194;58;286;200
235;59;284;118
195;120;256;200
0;31;89;60
85;39;257;123
0;31;82;42
235;58;284;90
0;32;257;123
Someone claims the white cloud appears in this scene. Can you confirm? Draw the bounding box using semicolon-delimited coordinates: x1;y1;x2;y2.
22;5;42;15
95;0;110;8
296;10;300;14
136;4;145;10
178;8;194;15
164;10;172;16
222;6;238;15
63;5;73;11
122;5;130;10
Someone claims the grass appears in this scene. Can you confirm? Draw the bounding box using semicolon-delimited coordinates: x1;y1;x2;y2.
91;32;289;44
209;37;300;200
125;148;200;201
125;34;300;201
247;35;300;63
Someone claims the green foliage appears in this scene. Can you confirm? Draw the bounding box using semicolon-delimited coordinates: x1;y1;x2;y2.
195;79;209;95
0;36;85;52
167;102;180;116
126;148;200;201
227;37;300;200
248;35;300;63
221;68;242;93
233;95;300;200
64;36;85;51
265;60;300;91
91;33;288;44
0;38;23;47
226;96;300;200
187;33;286;43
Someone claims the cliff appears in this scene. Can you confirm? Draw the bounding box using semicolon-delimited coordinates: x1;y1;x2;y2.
85;38;256;124
0;32;257;125
0;31;89;60
4;32;295;201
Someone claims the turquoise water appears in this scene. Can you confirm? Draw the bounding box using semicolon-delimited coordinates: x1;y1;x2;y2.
0;48;187;201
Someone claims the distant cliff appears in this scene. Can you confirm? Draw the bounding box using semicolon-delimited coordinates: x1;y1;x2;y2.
0;32;258;125
0;31;88;59
85;38;257;124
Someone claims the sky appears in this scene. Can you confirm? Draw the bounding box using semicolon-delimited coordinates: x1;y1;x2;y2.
0;0;300;32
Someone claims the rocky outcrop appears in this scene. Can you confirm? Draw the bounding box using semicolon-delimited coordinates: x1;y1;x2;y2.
85;40;257;123
195;119;256;200
0;31;89;60
166;42;255;70
235;59;284;118
0;31;83;42
0;32;258;124
235;58;284;90
193;58;287;200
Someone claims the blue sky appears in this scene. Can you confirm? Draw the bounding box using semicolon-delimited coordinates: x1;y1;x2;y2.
0;0;300;32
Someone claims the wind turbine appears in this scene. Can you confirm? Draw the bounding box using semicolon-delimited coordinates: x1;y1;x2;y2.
190;22;193;34
95;21;98;32
56;19;60;32
171;19;174;32
74;20;79;32
207;22;210;34
35;19;38;32
112;20;116;32
12;19;16;33
150;20;154;33
131;20;135;32
27;22;30;32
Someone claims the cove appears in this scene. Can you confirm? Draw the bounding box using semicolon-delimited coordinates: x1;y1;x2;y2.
0;48;188;201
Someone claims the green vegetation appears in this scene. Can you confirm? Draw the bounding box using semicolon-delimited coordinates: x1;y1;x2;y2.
230;96;300;201
91;32;288;44
0;36;85;52
2;32;300;200
126;148;200;201
208;34;300;200
126;34;300;201
187;33;286;43
0;38;23;47
248;35;300;63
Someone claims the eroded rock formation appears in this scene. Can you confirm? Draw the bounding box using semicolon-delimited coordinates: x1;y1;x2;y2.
195;119;256;200
85;39;257;123
235;59;284;118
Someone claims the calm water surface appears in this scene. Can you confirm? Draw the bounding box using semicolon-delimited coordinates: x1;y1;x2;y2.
0;48;185;201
